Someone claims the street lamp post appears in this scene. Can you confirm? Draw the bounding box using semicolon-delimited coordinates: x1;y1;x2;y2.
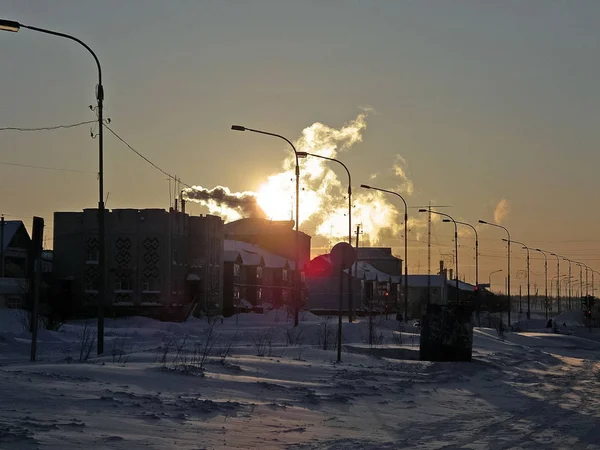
551;253;562;315
360;185;409;322
448;220;479;321
534;249;549;320
507;239;530;319
575;262;584;307
479;220;511;326
489;269;502;292
299;152;354;321
563;258;573;310
1;18;107;355
231;125;302;326
421;210;459;303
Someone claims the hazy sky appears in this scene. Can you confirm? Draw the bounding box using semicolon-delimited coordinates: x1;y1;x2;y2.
2;1;600;293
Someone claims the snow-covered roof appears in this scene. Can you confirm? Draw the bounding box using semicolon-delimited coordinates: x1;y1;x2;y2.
224;240;294;269
401;274;475;291
404;274;446;288
223;250;241;263
351;261;393;282
446;279;476;292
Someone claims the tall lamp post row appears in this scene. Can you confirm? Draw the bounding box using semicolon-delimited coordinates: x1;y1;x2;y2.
3;17;596;341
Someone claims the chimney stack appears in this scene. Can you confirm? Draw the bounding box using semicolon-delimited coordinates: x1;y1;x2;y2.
439;260;444;275
180;190;186;214
449;269;453;280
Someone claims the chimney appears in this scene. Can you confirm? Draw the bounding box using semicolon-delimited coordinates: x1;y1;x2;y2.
181;198;186;214
443;268;447;279
449;269;453;280
174;198;178;212
439;260;444;275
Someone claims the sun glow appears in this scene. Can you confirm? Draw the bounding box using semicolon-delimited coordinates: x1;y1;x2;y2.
186;112;417;247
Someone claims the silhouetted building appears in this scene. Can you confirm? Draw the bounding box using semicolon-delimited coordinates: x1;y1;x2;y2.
224;218;311;268
53;208;224;320
1;220;30;278
304;249;402;313
222;240;295;317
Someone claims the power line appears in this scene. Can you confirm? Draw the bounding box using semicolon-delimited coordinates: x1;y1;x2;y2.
104;124;189;188
0;120;97;132
0;161;95;174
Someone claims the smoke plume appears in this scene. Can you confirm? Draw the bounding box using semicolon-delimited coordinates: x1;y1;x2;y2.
187;112;416;249
493;198;510;224
183;185;266;222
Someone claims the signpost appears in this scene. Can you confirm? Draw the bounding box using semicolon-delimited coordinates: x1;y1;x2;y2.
330;242;357;363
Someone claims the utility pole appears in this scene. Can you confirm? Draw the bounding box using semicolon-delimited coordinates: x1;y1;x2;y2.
427;202;431;304
29;217;44;361
0;215;5;277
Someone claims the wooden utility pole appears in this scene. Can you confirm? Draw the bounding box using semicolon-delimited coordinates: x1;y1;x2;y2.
30;216;44;362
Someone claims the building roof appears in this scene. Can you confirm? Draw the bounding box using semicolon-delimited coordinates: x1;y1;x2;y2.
402;274;475;291
351;260;394;282
223;250;241;263
356;247;400;261
224;240;294;269
2;220;27;251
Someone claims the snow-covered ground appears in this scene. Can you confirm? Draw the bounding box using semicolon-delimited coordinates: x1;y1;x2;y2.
1;309;599;449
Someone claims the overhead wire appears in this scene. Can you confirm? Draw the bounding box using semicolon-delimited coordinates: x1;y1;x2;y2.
0;120;97;132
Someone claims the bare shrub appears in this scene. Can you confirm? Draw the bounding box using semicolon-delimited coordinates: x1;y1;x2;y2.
78;320;96;362
285;326;305;347
219;331;239;363
253;327;276;357
111;334;131;364
317;317;337;351
391;331;403;346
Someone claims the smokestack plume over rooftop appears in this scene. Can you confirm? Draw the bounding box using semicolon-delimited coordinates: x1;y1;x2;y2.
183;185;266;221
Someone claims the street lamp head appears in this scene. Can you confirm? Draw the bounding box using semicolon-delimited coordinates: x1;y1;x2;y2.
522;246;527;250
478;220;487;224
443;219;451;222
418;209;428;213
359;184;372;189
297;151;308;158
0;19;20;32
502;238;508;242
230;125;246;132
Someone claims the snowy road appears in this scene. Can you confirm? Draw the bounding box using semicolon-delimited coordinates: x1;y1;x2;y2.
1;311;599;449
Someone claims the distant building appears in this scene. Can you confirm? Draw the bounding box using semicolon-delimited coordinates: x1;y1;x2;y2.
222;240;296;317
224;218;311;268
304;247;403;314
0;278;28;309
53;208;224;321
1;220;31;278
404;274;476;318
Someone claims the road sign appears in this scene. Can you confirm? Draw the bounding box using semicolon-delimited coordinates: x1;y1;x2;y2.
330;242;356;268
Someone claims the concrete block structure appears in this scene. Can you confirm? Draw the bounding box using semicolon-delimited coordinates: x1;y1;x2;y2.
53;208;224;320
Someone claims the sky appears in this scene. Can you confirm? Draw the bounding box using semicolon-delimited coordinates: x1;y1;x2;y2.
2;1;600;294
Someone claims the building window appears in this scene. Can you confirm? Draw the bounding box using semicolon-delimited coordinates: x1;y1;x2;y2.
85;280;99;292
86;248;99;264
282;269;288;281
256;287;262;301
301;271;306;282
115;278;132;291
256;266;263;279
142;279;159;292
233;286;240;300
233;263;240;277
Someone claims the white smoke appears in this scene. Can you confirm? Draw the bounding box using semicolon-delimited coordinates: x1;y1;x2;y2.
494;198;510;224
